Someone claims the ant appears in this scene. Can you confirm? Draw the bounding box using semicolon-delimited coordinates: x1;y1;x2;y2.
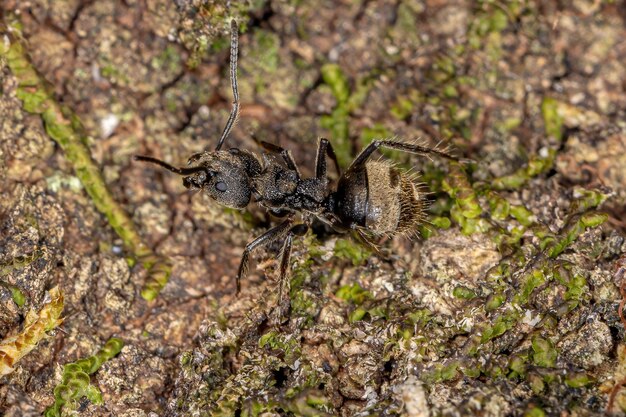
135;20;459;302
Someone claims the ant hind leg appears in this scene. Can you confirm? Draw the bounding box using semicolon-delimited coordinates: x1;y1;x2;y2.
277;224;309;312
348;139;459;171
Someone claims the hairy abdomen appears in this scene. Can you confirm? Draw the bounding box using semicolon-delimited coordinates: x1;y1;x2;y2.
334;160;425;236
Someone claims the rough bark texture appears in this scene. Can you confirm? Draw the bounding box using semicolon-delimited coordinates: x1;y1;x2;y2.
1;1;625;416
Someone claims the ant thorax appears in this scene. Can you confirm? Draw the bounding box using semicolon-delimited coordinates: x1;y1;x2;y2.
252;153;328;212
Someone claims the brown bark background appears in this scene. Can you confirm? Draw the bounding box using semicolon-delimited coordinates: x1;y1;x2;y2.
1;1;626;416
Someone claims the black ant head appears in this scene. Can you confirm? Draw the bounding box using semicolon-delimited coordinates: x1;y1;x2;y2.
134;151;253;209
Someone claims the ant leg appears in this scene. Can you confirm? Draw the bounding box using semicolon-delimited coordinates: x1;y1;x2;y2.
277;224;309;303
236;219;293;293
315;138;341;180
258;141;301;177
348;140;457;170
354;228;383;256
269;208;292;218
215;19;240;151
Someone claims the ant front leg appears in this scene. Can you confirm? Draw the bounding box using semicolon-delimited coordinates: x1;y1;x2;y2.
315;138;341;180
348;139;458;170
236;219;293;293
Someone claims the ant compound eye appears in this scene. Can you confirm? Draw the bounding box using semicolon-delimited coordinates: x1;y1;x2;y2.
215;181;227;192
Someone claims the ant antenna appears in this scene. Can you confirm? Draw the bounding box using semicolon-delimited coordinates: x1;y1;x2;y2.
215;19;240;151
133;155;208;176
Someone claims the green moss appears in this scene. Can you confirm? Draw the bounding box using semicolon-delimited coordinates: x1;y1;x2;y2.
237;392;332;417
320;64;378;168
187;34;209;69
321;64;350;103
510;205;535;227
546;212;607;258
481;313;518;343
541;97;563;141
10;286;26;307
253;29;280;76
424;361;460;384
99;61;130;85
531;336;557;368
258;331;301;364
320;64;352;167
524;406;546;417
580;212;608;228
515;269;546;305
407;309;432;325
390;96;414;120
349;307;368;323
492;150;556;191
335;282;372;305
570;187;608;214
564;372;594;388
489;95;568;191
488;192;510;221
286;234;325;322
333;238;371;266
461;364;481;378
430;216;452;229
508;354;527;378
452;285;477;299
564;273;587;303
388;2;420;45
485;293;505;311
45;338;124;417
442;163;489;235
528;373;545;394
360;124;392;147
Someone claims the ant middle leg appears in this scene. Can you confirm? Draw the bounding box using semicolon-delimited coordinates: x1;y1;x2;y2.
315;138;341;179
277;224;309;304
236;219;293;293
348;139;457;170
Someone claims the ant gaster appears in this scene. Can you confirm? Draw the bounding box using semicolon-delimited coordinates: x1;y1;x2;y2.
135;20;459;300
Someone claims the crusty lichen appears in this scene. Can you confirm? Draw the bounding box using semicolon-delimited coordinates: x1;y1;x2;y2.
0;286;63;376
